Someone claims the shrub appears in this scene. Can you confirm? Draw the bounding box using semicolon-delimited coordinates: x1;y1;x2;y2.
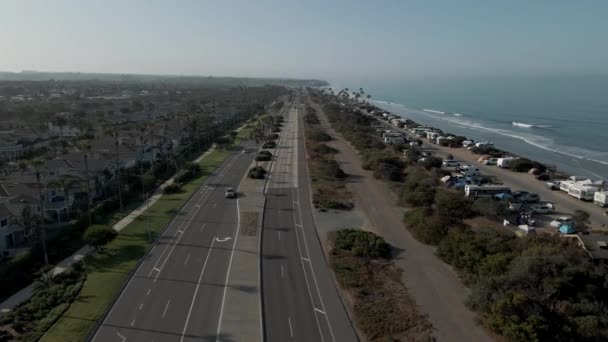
373;163;403;181
83;225;117;251
404;208;448;245
311;143;338;155
399;170;437;207
420;156;443;170
434;188;472;222
267;133;280;140
163;183;182;194
361;149;405;171
333;229;391;259
308;129;332;142
509;158;546;172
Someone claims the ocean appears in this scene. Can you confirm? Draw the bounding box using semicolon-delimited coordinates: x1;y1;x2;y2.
333;75;608;180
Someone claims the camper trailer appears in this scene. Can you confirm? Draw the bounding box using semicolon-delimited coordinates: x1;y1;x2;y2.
459;165;481;176
568;184;597;201
594;191;608;207
465;185;511;198
497;157;517;168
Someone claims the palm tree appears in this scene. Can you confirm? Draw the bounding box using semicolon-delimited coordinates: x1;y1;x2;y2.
77;142;93;226
30;158;49;265
104;127;123;213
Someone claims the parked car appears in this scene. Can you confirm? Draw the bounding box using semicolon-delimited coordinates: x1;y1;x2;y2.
442;160;460;168
482;158;498;165
535;173;550;181
550;216;572;228
224;187;236;198
530;203;555;214
513;191;541;203
546;180;560;190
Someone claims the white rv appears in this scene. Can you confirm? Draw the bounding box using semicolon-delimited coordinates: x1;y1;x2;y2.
568;184;597;201
465;185;511;198
459;165;481;176
497;157;517;168
595;191;608;207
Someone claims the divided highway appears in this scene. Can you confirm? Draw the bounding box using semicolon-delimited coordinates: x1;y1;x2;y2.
93;144;254;342
262;97;358;342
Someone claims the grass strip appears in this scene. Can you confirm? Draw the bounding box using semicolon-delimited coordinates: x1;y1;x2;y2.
41;149;231;342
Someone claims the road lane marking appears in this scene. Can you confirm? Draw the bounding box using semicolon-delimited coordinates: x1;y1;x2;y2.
180;238;216;342
90;148;244;342
301;257;310;262
130;319;136;327
215;236;233;243
288;316;294;337
116;331;126;342
314;308;326;315
200;223;206;232
138;303;143;310
162;299;171;318
184;253;190;265
146;288;151;296
278;231;281;240
281;264;285;278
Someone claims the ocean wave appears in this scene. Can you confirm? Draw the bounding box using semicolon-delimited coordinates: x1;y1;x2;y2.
512;122;552;128
454;113;464;116
423;109;445;115
407;107;608;167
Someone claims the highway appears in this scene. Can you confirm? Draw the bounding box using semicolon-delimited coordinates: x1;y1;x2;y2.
262;96;358;342
92;143;255;342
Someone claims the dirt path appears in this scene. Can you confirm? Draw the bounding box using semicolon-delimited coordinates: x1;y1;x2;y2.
309;100;492;342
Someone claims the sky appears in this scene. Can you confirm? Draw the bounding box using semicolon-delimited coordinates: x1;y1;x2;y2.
1;0;607;82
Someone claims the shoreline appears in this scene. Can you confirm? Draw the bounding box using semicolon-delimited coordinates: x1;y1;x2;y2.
373;100;608;181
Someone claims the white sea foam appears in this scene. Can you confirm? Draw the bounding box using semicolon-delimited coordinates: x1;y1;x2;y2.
512;122;552;128
453;113;463;117
423;109;445;115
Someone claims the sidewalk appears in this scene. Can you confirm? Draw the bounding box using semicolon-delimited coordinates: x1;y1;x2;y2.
216;157;265;342
0;146;217;317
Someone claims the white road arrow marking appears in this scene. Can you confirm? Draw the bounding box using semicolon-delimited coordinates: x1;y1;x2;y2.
215;237;233;243
116;331;126;342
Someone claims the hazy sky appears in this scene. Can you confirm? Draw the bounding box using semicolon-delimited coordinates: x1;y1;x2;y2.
2;0;607;82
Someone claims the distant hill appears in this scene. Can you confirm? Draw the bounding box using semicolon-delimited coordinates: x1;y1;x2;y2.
0;71;328;87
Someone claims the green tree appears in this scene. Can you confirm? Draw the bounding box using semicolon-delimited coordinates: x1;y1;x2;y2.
83;225;117;251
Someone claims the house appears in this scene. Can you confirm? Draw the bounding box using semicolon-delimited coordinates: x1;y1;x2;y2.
0;144;24;161
47;122;84;138
0;203;27;258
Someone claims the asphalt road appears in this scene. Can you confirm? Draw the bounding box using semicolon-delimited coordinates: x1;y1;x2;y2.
262;97;358;342
93;144;255;342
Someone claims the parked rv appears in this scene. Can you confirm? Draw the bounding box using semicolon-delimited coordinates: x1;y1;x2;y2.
465;185;511;198
459;165;481;176
595;191;608;208
568;183;597;201
497;157;517;168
